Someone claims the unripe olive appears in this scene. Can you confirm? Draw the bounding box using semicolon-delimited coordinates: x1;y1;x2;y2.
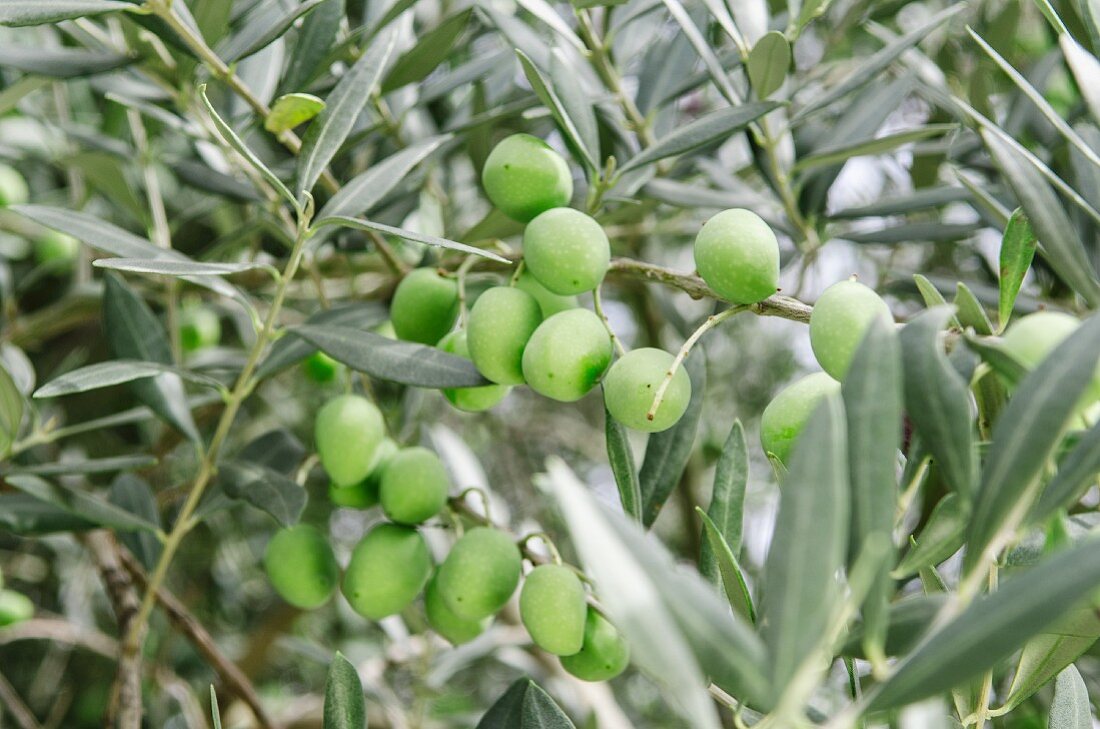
467;287;542;385
521;309;612;402
263;525;340;609
343;523;432;620
760;372;840;465
302;350;344;383
603;348;691;433
809;279;893;379
425;569;489;645
390;268;460;345
482;134;573;222
329;438;398;508
315;394;385;488
693;209;780;304
1001;311;1100;401
559;608;629;681
519;564;587;656
436;527;522;620
515;270;578;318
379;447;450;525
35;231;80;266
179;306;221;352
523;208;610;296
0;164;29;207
438;330;510;411
0;590;34;627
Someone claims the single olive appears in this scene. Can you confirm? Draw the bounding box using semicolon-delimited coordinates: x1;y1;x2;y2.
603;348;691;432
438;330;511;411
379;447;450;525
1002;311;1100;402
693;208;780;304
436;527;522;620
521;309;612;402
329;438;398;508
314;394;385;488
0;164;29;207
0;590;34;627
482;133;573;222
424;569;490;645
519;564;587;656
343;523;432;620
559;608;630;681
523;208;610;296
263;525;340;609
35;231;80;266
179;306;221;352
467;286;542;385
809;279;893;379
390;268;460;345
515;270;578;318
760;372;840;465
302;350;344;383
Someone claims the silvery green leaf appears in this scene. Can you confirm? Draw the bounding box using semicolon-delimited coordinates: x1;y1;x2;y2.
516;50;598;172
323;653;366;729
605;402;642;521
699;419;748;581
793;124;955;173
6;474;159;533
1030;419;1100;525
0;47;133;78
1062;34;1100;124
34;361;225;399
94;259;270;277
997;208;1037;331
382;10;472;92
256;303;387;378
313;216;508;262
747;31;790;99
0;0;133;26
476;679;575;729
219;0;326;62
1049;664;1093;729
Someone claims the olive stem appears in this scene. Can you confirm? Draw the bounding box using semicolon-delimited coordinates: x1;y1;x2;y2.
454;255;479;327
454;486;494;524
645;306;748;422
593;286;628;357
519;532;563;565
508;259;526;286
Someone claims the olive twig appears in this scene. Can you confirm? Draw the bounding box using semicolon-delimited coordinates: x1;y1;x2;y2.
593;285;627;357
645;305;748;422
454;486;494;524
509;259;526;286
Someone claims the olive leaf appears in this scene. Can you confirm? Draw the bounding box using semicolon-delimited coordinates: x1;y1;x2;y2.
747;31;790;99
323;653;366;729
604;402;642;521
477;679;575;729
997;208;1037;332
0;0;134;26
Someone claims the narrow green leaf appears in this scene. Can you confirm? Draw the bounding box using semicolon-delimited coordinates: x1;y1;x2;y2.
34;361;225;399
548;49;600;173
217;461;305;527
697;508;755;624
265;93;326;133
323;653;365;729
913;274;950;309
639;354;706;527
842;221;981;245
7;454;157;476
829;186;972;220
6;474;159;533
95;258;270;277
296;26;398;199
257;303;387;378
110;474;162;571
11;204;163;260
0;494;96;534
841;595;945;658
619;102;780;174
747;31;790;98
0;47;133;78
954;282;994;335
277;0;344;95
793;124;954;173
1061;34;1100;124
1050;664;1093;729
314;216;508;262
515;50;599;172
964;334;1029;387
382;10;472;92
220;0;326;61
965;314;1100;574
997;208;1037;331
892;493;969;578
0;0;133;26
210;686;223;729
1003;609;1100;713
760;395;849;690
1030;420;1100;525
605;402;642;521
0;363;24;458
699;420;748;581
476;679;576;729
660;0;741;104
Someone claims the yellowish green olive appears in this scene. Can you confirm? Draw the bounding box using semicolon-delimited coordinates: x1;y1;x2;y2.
379;447;450;525
0;590;34;627
424;569;490;645
438;330;511;411
760;372;840;465
482;134;573;222
263;525;340;609
519;564;587;656
809;279;892;379
329;438;398;508
559;608;629;681
467;286;542;385
693;208;780;304
523;208;610;296
343;523;432;620
390;268;460;345
602;348;691;432
179;306;221;352
315;394;385;488
436;527;522;620
514;270;578;318
521;309;612;402
35;231;80;266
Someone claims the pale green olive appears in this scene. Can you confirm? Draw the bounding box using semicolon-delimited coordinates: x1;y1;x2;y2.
314;394;385;488
390;268;459;345
467;286;542;385
693;208;780;304
263;525;340;609
343;523;432;620
519;564;587;656
809;279;892;379
438;330;511;411
379;447;450;525
436;527;522;620
425;569;490;645
603;348;691;432
559;608;630;681
523;208;610;296
482;134;573;222
521;309;612;402
760;372;840;465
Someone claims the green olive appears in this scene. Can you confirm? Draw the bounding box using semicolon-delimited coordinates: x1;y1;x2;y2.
519;564;587;656
0;164;29;207
343;523;432;620
315;394;385;488
603;348;691;432
302;350;344;383
425;569;490;645
438;330;511;411
1001;311;1100;401
263;525;340;609
329;438;398;508
379;447;450;525
693;208;780;304
523;208;610;296
760;372;840;465
559;608;629;681
35;231;80;266
521;309;612;402
467;286;542;385
482;133;573;222
390;268;460;345
514;270;578;318
0;590;34;627
436;527;522;620
179;306;221;352
809;279;893;379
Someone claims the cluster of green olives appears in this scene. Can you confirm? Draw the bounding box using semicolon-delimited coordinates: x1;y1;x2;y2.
0;566;34;628
0;163;80;267
262;393;629;681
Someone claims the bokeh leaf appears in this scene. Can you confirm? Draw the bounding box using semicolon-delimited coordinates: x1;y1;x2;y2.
6;474;160;533
1049;664;1093;729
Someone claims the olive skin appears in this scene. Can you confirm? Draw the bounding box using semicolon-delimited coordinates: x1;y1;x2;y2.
519;565;587;656
436;527;522;620
263;525;340;609
0;164;29;207
809;280;893;379
314;394;385;488
425;569;490;645
379;447;450;525
760;372;840;465
515;270;578;318
694;209;780;305
438;330;510;411
179;306;221;352
390;268;460;345
1002;311;1100;401
343;524;432;620
482;134;573;222
559;609;630;681
35;231;80;266
467;287;543;385
0;590;34;627
522;309;612;402
603;348;691;432
523;208;610;296
329;438;398;508
303;350;344;383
